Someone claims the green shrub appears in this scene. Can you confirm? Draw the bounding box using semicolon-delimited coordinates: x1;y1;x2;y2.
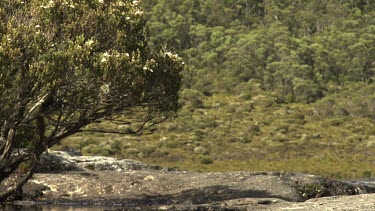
110;141;122;154
252;95;276;107
367;128;375;136
286;113;305;124
82;145;113;156
139;146;157;157
325;118;346;126
274;124;289;133
297;183;326;200
300;134;311;142
194;146;209;155
200;157;214;165
179;89;205;108
239;137;252;143
292;78;322;103
347;135;364;143
100;148;113;156
272;135;288;143
248;124;260;133
165;141;180;149
362;171;372;178
314;98;336;118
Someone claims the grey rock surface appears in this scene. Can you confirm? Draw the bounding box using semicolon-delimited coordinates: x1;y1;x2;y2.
37;151;160;172
16;151;375;210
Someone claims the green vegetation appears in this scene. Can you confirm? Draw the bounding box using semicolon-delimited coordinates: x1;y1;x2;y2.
57;0;375;179
0;0;182;201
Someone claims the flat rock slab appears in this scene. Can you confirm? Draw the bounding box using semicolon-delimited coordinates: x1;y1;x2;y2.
9;151;375;210
278;194;375;211
25;170;374;210
31;171;302;203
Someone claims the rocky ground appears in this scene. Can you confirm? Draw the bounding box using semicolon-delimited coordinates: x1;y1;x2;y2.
6;151;375;210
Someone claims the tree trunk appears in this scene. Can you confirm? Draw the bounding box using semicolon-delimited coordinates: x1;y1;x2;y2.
0;115;48;202
0;128;15;161
0;160;36;202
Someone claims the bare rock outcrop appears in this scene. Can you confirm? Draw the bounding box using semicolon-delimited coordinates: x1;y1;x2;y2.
9;151;375;210
37;151;161;172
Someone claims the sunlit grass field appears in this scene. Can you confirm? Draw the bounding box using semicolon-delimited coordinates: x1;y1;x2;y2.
56;83;375;179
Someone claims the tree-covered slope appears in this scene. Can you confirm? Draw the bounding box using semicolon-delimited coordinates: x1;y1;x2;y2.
143;0;375;102
58;0;375;179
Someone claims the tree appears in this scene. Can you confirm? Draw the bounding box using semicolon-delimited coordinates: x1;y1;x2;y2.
0;0;183;201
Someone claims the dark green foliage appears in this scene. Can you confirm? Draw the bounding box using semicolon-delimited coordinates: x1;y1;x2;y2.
142;0;375;103
200;157;213;165
179;89;205;108
362;171;372;178
247;124;260;134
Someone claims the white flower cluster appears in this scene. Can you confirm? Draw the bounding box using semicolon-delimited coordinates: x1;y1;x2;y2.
35;24;41;35
62;0;75;8
100;51;130;63
165;51;180;59
132;0;139;6
101;52;110;63
84;39;95;49
40;0;54;9
131;0;143;16
118;1;125;6
165;51;184;65
40;0;75;9
134;9;143;15
143;59;156;72
86;39;94;46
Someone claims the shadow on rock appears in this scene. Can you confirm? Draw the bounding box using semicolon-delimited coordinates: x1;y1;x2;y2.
47;185;290;208
170;185;291;204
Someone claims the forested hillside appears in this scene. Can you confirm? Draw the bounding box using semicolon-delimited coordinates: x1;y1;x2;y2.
59;0;375;179
143;0;374;100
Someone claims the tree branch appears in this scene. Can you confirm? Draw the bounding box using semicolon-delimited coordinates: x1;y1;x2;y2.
78;129;137;135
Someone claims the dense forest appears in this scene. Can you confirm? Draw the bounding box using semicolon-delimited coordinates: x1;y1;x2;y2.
143;0;375;101
60;0;375;179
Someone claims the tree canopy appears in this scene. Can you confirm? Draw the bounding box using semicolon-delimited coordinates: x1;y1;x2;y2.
0;0;183;201
142;0;375;102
